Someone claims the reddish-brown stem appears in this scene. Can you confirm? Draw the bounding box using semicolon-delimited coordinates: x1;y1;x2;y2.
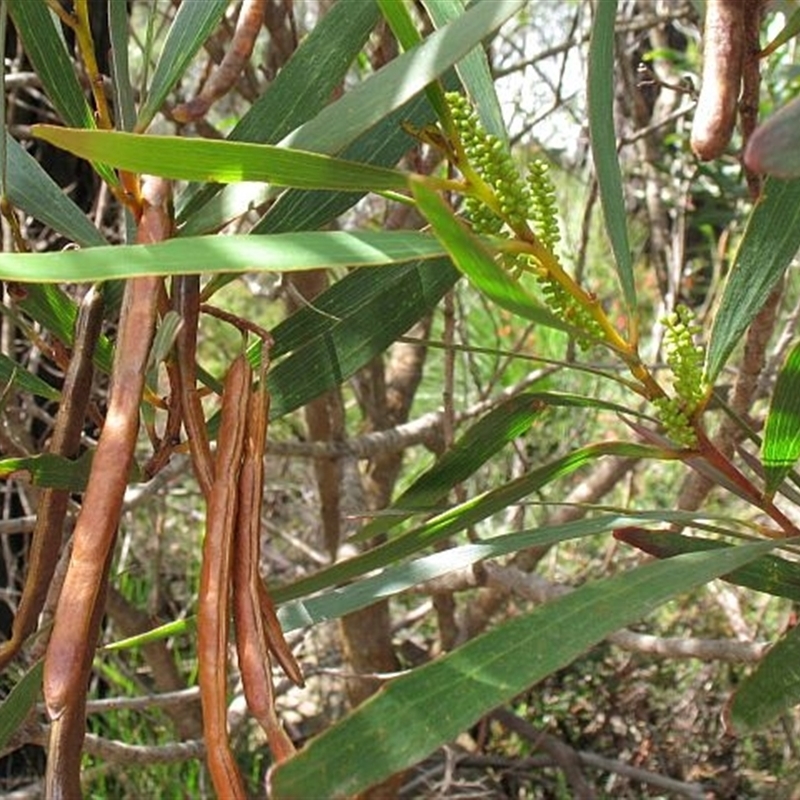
695;428;799;537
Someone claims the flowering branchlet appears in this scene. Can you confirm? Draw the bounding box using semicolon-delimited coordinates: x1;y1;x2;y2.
445;92;604;347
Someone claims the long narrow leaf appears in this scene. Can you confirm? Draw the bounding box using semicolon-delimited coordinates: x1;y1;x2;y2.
12;284;113;373
728;624;800;732
420;0;506;143
108;0;137;133
587;0;636;314
411;177;570;331
6;0;93;129
279;513;662;633
268;258;458;419
32;127;409;193
179;0;381;222
4;135;107;248
282;0;525;154
273;441;664;603
707;178;800;382
0;354;60;401
0;230;446;283
762;340;800;495
356;392;547;540
0;661;43;752
0;450;95;491
135;0;229;130
614;527;800;602
270;540;776;798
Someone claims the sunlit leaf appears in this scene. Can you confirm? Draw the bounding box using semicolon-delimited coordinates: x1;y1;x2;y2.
420;0;506;143
411;177;569;332
178;0;381;224
0;230;446;283
282;0;525;154
32;127;409;193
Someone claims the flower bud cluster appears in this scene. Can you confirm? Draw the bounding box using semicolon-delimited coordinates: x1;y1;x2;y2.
446;92;602;347
653;306;706;448
528;159;561;251
652;396;698;448
663;306;706;409
447;92;531;232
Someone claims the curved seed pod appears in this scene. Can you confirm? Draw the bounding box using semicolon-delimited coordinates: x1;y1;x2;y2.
198;355;250;800
173;274;215;498
691;0;744;161
174;0;265;123
233;355;298;762
0;287;102;671
43;178;168;795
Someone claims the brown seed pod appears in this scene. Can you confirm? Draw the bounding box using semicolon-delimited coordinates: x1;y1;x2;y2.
198;355;251;800
691;0;745;160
